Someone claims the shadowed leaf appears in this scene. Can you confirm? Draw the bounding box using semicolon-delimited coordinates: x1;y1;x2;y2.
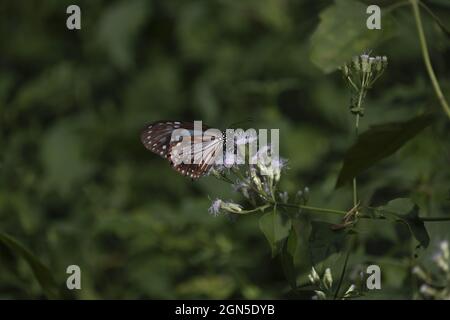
259;209;292;257
308;221;347;265
336;114;434;188
381;198;430;248
0;232;60;299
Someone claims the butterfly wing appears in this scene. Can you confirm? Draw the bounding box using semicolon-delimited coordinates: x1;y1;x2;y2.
168;133;224;179
140;121;183;159
141;121;224;179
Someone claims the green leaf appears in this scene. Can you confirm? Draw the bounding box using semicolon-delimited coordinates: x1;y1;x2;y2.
0;232;60;298
280;228;297;288
308;221;347;265
309;0;395;73
259;209;292;257
381;198;430;248
336;114;434;188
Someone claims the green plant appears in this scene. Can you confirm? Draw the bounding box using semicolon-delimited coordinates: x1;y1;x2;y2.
207;51;449;299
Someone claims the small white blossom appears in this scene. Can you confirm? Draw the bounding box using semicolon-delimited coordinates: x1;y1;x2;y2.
221;201;243;213
420;284;437;297
412;266;429;282
433;253;449;273
309;267;321;285
279;191;289;204
344;284;356;297
208;199;223;216
323;268;333;290
440;240;449;260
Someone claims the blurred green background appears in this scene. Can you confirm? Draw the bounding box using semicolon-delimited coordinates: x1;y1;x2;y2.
0;0;449;299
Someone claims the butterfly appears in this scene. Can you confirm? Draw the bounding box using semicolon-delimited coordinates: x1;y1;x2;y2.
140;121;227;179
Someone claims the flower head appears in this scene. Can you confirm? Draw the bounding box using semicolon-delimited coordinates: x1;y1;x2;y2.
208;199;223;216
208;198;243;216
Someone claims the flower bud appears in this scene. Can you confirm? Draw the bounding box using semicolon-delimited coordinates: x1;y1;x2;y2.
344;284;356;297
440;240;449;260
433;253;449;273
250;167;263;192
360;54;370;73
420;284;437;297
412;266;429;282
279;191;289;204
352;56;360;71
309;267;321;285
222;202;243;213
314;290;327;300
323;268;333;290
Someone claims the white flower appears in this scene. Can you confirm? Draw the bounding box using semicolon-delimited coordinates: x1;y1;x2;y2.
208;199;223;216
309;267;320;285
235;131;257;146
221;201;243;213
344;284;356;297
272;157;288;182
433;253;449;273
412;266;428;282
249;167;263;192
279;191;288;204
440;240;449;260
420;284;437;297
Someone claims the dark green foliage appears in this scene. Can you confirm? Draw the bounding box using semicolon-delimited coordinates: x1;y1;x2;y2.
336;114;434;188
0;0;449;299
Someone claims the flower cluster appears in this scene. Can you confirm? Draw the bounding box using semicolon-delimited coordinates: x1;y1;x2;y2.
208;198;243;216
341;53;388;116
308;267;357;300
413;240;450;300
208;145;289;216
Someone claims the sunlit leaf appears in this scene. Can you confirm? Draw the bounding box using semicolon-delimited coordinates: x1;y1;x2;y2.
310;0;395;73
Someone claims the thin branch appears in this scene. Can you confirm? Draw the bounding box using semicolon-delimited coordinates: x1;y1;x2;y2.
410;0;450;119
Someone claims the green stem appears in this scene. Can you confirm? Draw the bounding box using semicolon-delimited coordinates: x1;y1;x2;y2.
415;216;450;222
333;236;354;300
237;203;271;214
276;203;347;215
410;0;450;119
352;75;366;210
233;201;450;222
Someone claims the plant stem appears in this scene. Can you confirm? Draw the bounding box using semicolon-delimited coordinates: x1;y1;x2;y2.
410;0;450;119
235;201;450;222
238;203;272;214
333;236;354;299
416;216;450;222
352;73;366;210
276;203;347;215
